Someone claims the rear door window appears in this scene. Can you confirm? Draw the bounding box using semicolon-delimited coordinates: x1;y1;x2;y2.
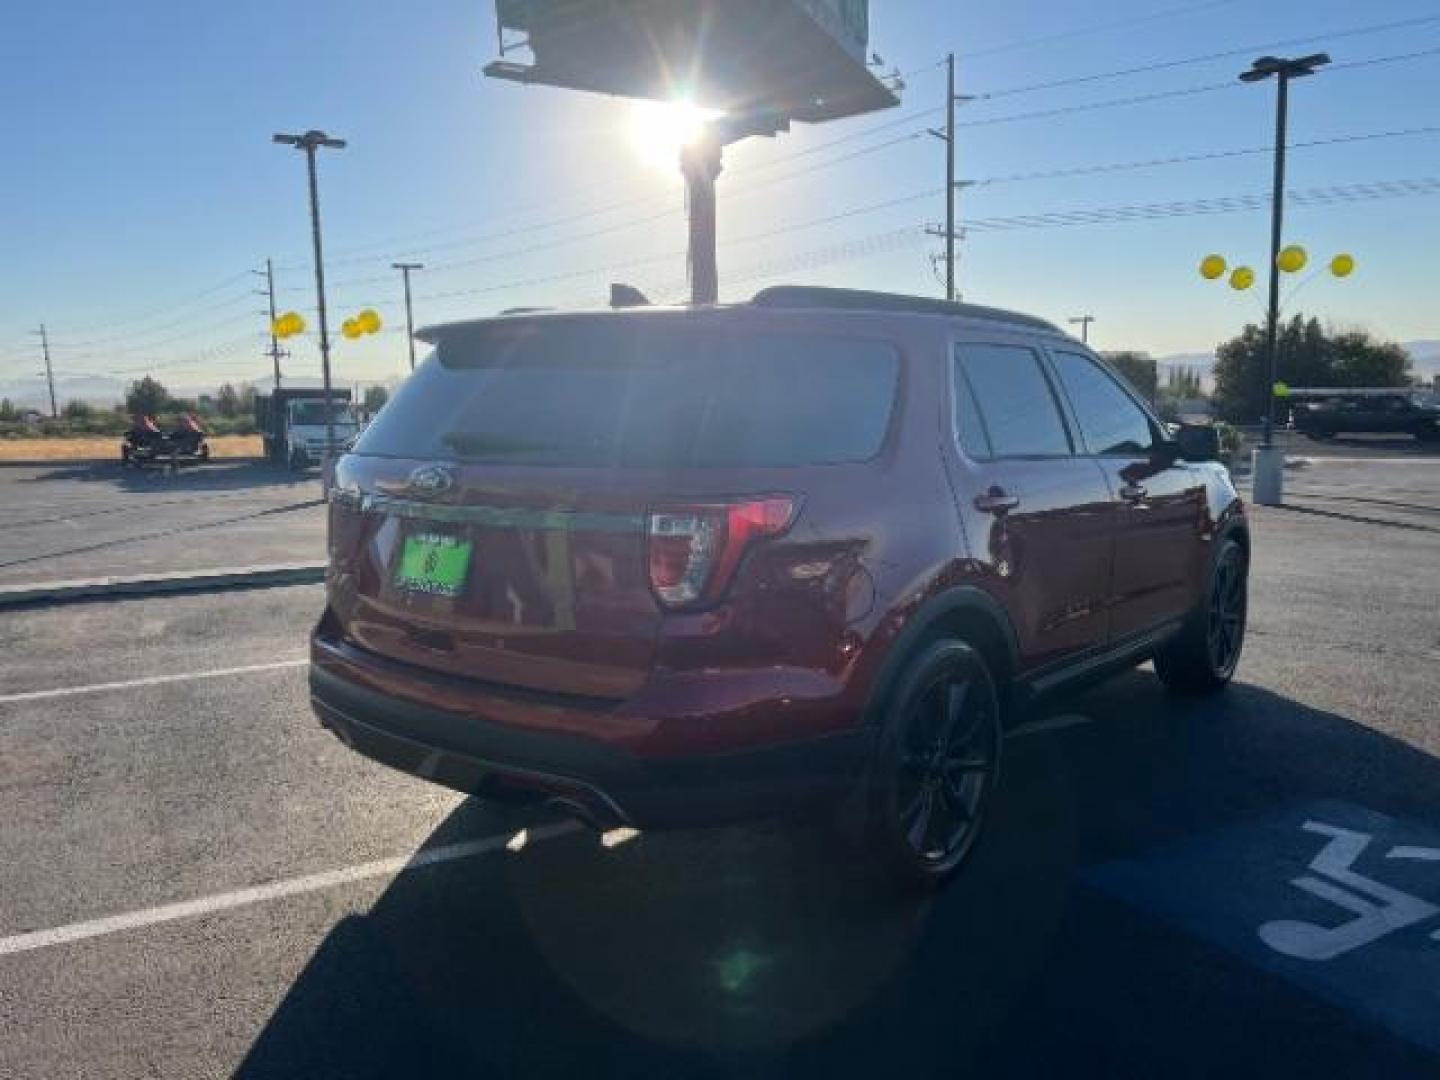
953;343;1072;458
354;321;899;467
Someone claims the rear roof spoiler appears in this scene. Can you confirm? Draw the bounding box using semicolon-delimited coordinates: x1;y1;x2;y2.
750;286;1060;332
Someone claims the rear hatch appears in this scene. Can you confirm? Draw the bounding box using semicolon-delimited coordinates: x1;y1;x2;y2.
327;313;899;700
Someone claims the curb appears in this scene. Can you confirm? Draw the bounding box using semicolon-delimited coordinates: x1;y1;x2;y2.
0;563;327;609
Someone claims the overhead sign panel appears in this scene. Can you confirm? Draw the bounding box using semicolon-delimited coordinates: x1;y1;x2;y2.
486;0;897;123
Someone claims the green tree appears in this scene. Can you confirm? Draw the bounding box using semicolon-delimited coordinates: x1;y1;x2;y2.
216;383;241;418
62;399;93;419
1213;315;1411;422
1166;366;1204;398
125;376;171;417
1103;351;1158;401
0;398;16;421
362;385;390;414
1329;331;1410;387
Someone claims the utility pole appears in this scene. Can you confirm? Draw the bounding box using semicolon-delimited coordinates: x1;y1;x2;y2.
1238;52;1330;506
1069;315;1096;344
924;54;974;301
33;325;57;418
254;258;286;392
945;52;956;302
274;129;346;487
391;262;424;370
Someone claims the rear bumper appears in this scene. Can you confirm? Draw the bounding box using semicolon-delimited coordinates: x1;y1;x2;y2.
309;654;871;830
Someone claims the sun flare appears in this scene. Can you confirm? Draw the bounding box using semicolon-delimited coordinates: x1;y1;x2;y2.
628;99;722;172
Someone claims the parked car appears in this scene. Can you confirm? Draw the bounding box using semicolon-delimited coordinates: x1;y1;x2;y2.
310;287;1248;886
1292;390;1440;442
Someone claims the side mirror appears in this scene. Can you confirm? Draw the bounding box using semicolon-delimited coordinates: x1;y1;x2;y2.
1175;423;1220;462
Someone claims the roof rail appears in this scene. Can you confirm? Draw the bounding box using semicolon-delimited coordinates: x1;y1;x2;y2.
750;286;1061;332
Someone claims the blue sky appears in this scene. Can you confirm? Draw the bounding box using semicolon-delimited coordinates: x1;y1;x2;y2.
1;0;1437;390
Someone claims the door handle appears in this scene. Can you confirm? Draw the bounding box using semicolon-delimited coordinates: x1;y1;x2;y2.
974;487;1020;514
1119;482;1148;503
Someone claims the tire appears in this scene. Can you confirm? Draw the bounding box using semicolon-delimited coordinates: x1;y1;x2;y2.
1154;537;1248;694
865;640;1003;889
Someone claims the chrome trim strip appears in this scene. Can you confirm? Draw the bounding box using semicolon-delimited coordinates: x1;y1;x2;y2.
332;490;642;533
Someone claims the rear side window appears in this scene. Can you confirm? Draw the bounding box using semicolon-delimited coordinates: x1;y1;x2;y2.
954;343;1072;458
1050;350;1157;456
354;321;899;467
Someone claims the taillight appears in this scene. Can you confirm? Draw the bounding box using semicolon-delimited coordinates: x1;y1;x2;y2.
646;497;797;608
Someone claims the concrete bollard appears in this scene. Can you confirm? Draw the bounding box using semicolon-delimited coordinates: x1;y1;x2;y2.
1252;444;1285;505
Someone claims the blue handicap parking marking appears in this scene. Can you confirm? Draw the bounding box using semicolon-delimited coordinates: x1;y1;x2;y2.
1088;800;1440;1055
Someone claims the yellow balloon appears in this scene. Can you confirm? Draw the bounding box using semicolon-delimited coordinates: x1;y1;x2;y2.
341;319;362;340
1199;254;1227;280
1229;266;1255;291
357;308;382;334
1330;253;1356;278
273;311;304;338
1276;245;1308;274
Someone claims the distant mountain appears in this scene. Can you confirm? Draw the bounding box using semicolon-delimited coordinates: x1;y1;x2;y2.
0;374;130;411
1405;340;1440;383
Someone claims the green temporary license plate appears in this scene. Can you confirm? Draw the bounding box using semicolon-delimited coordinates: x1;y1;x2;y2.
394;532;473;597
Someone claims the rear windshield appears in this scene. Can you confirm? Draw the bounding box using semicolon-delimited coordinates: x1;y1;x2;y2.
290;402;356;426
354;320;900;467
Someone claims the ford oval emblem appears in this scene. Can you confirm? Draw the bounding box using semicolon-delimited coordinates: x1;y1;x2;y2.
406;464;454;497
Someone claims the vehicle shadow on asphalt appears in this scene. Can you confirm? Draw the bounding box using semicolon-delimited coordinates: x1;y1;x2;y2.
236;674;1440;1079
17;461;317;495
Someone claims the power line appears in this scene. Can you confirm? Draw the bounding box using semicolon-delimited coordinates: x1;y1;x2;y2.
42;308;260;360
44;289;257;352
968;125;1440;187
974;13;1440;101
53;271;252;336
71;171;1440;382
959;177;1440;233
295;41;1440;289
267;28;1440;285
954;0;1242;61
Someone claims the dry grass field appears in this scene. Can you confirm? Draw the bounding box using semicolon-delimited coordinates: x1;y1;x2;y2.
0;434;262;461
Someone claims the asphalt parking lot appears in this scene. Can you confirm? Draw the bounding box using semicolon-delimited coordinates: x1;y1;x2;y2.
0;462;325;587
1;454;1438;1078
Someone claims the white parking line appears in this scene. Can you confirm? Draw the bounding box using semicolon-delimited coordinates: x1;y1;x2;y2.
0;659;308;706
0;822;579;957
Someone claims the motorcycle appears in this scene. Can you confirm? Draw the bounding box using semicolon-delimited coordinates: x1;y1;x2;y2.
121;416;212;469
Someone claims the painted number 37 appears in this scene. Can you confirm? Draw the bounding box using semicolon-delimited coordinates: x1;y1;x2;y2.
1259;821;1440;962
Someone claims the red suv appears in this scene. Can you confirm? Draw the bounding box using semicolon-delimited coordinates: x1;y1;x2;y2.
311;287;1248;884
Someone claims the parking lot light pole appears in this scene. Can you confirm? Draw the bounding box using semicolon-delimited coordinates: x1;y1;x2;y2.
273;130;345;486
392;262;424;371
1239;53;1329;505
